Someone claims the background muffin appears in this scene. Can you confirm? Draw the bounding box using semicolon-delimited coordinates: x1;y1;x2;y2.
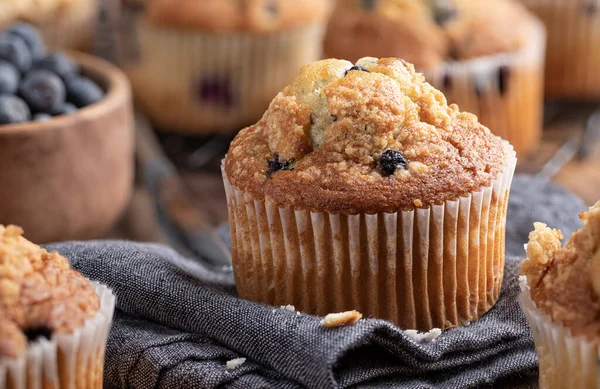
0;225;115;388
122;0;332;135
325;0;545;157
518;0;600;99
223;57;516;331
520;200;600;388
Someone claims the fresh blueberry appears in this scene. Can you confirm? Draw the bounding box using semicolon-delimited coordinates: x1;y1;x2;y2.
0;95;31;124
378;150;408;176
19;70;66;113
23;325;53;342
344;65;369;77
433;4;457;26
0;34;32;73
5;23;45;60
33;112;52;122
53;102;77;116
0;60;19;94
65;76;104;107
266;154;293;177
32;53;79;81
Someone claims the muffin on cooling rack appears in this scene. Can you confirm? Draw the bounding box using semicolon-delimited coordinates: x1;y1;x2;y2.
325;0;546;157
223;56;516;331
122;0;333;135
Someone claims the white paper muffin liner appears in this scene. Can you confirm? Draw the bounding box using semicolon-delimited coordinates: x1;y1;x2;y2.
122;18;326;134
0;281;115;389
519;0;600;99
222;142;517;331
520;277;600;388
423;19;546;157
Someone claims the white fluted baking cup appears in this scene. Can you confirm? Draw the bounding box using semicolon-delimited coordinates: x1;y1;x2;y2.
0;281;115;389
520;277;600;389
423;19;546;157
122;18;326;134
223;142;516;331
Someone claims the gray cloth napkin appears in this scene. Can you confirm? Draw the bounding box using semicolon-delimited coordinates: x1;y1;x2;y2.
46;174;587;389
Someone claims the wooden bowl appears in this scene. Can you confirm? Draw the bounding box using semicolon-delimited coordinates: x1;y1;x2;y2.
0;52;134;243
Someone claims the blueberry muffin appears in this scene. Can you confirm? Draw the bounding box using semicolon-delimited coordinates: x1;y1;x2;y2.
223;57;517;330
0;225;115;388
520;200;600;389
519;0;600;99
122;0;333;134
325;0;546;157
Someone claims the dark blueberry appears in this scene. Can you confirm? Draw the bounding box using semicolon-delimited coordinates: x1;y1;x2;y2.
0;34;32;73
433;5;457;26
65;76;104;108
33;112;52;122
20;70;66;113
344;65;369;77
0;95;31;124
265;0;279;15
378;150;407;176
361;0;379;11
32;53;79;81
331;115;338;122
23;325;53;342
53;102;77;116
197;76;234;108
442;72;452;89
266;154;293;177
0;60;19;94
497;65;510;96
5;23;45;60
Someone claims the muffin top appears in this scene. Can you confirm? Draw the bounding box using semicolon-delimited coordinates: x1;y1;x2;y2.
0;225;99;358
521;201;600;337
224;57;509;214
145;0;333;33
324;0;537;69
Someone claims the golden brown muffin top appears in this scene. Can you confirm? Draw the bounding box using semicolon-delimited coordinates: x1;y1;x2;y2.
325;0;537;69
0;225;99;359
521;200;600;338
224;57;508;214
145;0;333;33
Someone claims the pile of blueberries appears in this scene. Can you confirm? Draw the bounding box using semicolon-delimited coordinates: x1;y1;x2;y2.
0;22;104;125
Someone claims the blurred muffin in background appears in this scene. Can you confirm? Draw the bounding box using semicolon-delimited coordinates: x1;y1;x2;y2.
4;0;101;52
518;0;600;100
121;0;333;135
325;0;546;157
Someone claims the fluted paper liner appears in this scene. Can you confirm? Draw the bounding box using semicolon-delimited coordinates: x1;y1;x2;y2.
0;282;115;389
519;0;600;99
222;143;516;331
520;278;600;388
423;19;545;157
122;18;326;134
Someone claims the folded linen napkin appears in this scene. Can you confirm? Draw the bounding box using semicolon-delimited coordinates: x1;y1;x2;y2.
46;175;587;389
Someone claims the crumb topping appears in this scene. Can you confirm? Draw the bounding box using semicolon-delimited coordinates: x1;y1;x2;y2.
325;0;536;69
145;0;333;33
225;57;507;214
521;201;600;337
0;225;99;358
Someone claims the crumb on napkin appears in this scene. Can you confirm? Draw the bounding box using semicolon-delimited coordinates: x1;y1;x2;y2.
404;328;442;343
320;310;363;328
280;304;295;312
226;358;246;370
